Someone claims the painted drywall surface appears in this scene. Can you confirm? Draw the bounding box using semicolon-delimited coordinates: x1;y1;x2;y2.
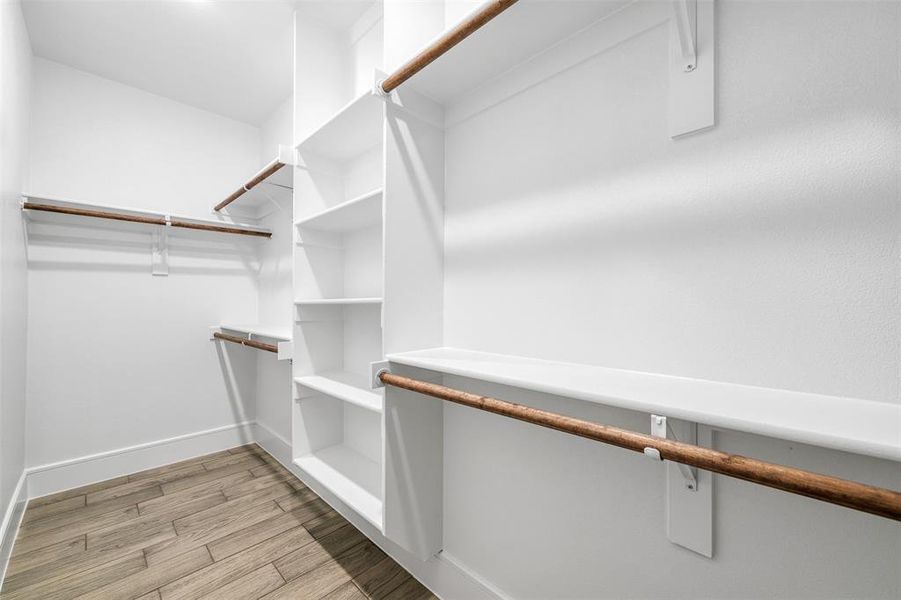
442;1;900;598
0;0;31;526
294;13;354;143
25;59;261;468
256;94;293;445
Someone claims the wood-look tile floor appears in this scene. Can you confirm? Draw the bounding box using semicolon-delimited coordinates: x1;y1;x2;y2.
1;444;436;600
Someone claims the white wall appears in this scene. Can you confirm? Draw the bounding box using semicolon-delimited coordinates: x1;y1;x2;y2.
441;1;900;598
256;94;293;444
0;0;32;538
25;59;263;471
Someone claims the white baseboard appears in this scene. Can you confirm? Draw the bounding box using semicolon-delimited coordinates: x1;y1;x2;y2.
252;420;292;464
0;471;28;585
26;421;256;499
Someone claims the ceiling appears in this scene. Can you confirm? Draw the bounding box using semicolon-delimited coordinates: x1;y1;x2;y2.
22;0;299;126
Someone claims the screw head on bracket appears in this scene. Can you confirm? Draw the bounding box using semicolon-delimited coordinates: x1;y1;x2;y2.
684;63;696;72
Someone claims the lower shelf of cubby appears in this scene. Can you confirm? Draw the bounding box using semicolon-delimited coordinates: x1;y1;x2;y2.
294;444;383;530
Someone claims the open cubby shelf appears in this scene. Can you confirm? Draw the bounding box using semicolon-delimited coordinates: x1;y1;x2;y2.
294;444;382;529
296;91;384;164
296;371;383;413
295;189;382;232
295;298;383;306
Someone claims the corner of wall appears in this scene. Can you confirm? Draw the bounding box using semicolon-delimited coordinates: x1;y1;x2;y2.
0;0;33;584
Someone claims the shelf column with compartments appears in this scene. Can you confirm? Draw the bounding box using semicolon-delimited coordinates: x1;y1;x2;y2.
291;0;389;531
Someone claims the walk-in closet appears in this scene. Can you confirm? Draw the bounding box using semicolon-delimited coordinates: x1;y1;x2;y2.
0;0;899;598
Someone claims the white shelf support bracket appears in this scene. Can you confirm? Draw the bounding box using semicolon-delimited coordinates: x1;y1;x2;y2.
673;0;697;72
651;415;698;490
151;227;169;276
651;414;714;558
668;0;715;138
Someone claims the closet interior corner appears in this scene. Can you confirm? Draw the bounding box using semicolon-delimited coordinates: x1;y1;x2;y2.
2;0;899;598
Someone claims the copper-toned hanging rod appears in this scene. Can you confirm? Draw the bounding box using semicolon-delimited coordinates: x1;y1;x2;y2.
379;0;520;94
213;332;278;353
214;159;286;212
23;201;271;238
22;201;167;226
378;371;901;521
168;219;271;238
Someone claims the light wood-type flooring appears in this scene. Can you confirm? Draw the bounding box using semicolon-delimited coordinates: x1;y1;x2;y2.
1;444;435;600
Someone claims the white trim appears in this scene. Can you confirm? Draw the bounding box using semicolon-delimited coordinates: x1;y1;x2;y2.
26;421;255;499
253;420;292;460
0;471;28;586
440;551;515;600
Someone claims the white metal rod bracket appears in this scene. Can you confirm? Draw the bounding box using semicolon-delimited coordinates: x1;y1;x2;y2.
151;227;168;276
371;360;390;389
651;415;698;490
651;414;713;557
668;0;715;138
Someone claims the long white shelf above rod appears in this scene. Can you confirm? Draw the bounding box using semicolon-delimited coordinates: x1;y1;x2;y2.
22;195;272;238
384;347;901;463
211;324;292;360
218;323;291;341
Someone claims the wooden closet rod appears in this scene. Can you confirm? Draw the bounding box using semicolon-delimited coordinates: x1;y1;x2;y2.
23;201;272;238
378;371;901;521
379;0;520;93
213;332;278;353
22;201;167;226
168;219;271;238
214;159;286;212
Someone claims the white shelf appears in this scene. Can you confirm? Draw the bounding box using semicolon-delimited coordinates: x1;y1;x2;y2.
386;347;901;463
295;189;383;233
295;371;383;413
295;298;383;306
296;91;384;163
219;323;291;342
294;444;383;529
22;195;272;239
394;1;626;105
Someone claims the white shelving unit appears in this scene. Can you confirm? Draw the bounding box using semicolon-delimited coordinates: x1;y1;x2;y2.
386;347;901;463
291;0;388;533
